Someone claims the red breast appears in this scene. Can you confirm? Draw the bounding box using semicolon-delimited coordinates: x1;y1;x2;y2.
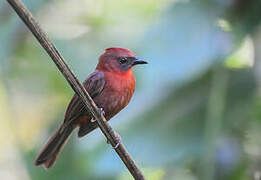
96;69;135;120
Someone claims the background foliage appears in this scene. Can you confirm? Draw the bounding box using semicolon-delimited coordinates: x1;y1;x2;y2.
1;0;261;179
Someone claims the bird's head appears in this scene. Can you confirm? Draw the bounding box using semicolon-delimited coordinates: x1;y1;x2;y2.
96;47;147;73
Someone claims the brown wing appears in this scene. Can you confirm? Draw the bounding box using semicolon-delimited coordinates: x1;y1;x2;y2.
64;70;105;124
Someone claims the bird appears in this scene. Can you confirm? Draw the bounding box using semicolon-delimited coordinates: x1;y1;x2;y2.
34;47;147;169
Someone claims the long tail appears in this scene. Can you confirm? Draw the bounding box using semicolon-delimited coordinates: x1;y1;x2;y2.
34;124;75;169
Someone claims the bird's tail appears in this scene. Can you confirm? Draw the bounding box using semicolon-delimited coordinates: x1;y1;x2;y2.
34;123;75;169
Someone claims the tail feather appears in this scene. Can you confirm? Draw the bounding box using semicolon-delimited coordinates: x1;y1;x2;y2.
78;121;98;137
35;124;75;169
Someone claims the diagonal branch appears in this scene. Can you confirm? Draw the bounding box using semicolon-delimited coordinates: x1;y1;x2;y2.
6;0;145;179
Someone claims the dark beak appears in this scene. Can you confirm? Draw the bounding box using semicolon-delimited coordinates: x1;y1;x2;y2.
132;57;148;66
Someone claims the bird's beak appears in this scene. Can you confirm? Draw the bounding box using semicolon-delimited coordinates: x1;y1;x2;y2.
132;57;148;66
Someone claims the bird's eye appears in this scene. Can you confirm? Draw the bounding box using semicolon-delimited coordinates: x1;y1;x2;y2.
118;57;128;64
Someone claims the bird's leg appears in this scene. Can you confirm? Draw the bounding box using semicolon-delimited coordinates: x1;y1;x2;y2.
91;108;105;123
107;131;122;149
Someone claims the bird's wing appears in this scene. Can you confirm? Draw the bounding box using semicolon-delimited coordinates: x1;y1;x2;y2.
63;70;105;123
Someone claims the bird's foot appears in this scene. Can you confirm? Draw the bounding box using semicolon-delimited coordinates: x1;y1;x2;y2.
90;118;96;123
98;108;105;116
91;108;105;123
107;131;122;149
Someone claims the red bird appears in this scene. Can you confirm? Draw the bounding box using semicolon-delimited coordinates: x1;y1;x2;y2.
35;47;147;168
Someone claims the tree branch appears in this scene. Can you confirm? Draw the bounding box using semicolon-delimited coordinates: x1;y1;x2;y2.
6;0;145;179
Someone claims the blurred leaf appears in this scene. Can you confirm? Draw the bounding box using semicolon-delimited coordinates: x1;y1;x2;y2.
225;36;254;69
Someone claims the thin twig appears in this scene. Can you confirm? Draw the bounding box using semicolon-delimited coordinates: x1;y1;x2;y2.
6;0;145;179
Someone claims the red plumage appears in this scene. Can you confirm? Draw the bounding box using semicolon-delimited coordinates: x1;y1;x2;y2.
34;47;147;168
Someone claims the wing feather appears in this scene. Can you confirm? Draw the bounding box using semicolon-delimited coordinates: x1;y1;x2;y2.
64;70;105;123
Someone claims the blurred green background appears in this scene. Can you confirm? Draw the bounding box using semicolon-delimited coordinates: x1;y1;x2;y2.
1;0;261;179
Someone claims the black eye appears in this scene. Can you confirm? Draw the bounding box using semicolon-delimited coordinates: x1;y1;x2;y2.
118;57;128;64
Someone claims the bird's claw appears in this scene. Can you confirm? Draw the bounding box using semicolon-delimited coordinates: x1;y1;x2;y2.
91;108;105;123
107;132;122;149
98;108;105;116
